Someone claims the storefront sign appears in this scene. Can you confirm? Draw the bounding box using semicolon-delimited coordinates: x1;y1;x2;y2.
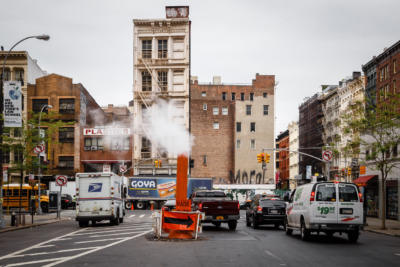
83;128;131;136
103;164;111;173
3;81;22;127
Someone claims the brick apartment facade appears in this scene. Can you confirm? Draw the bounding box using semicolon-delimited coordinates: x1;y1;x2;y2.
276;130;289;189
190;74;275;185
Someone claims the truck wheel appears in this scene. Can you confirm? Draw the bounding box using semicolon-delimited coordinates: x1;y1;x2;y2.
119;217;124;223
114;210;120;225
300;218;310;241
228;220;237;231
79;221;88;228
136;201;145;210
347;230;359;243
125;202;132;210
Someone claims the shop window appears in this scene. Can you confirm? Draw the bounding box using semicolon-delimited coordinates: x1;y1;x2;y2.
59;127;74;143
59;98;75;114
84;137;103;151
58;156;74;169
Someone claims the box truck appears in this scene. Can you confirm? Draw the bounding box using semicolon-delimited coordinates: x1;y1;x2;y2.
125;176;212;210
75;172;127;227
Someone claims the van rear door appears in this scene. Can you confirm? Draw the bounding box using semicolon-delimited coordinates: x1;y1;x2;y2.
311;183;338;224
78;175;111;213
337;183;363;225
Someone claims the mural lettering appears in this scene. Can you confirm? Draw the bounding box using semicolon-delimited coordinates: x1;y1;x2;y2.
229;169;274;184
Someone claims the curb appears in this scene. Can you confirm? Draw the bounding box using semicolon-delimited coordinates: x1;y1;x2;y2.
0;218;70;234
363;228;400;238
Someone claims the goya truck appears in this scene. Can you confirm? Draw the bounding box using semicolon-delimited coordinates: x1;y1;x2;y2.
125;176;212;210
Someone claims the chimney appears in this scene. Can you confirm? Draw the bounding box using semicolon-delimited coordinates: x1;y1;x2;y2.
213;76;222;85
352;71;361;79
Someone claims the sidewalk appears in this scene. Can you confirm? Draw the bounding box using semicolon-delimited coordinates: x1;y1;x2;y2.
0;210;75;233
364;217;400;237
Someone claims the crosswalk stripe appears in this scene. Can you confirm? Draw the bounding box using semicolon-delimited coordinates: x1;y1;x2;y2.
89;231;151;238
75;238;125;244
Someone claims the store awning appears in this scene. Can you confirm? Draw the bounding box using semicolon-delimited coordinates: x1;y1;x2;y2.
81;160;131;164
353;175;377;187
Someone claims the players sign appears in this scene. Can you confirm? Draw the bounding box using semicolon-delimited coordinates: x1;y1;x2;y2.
3;81;22;127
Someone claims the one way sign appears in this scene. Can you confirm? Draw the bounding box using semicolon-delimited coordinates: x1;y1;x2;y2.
162;211;197;231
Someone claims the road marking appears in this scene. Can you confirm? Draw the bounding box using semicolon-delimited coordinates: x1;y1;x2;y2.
37;245;55;248
6;247;99;258
43;230;152;267
395;253;400;256
89;231;150;238
129;214;135;218
74;237;125;244
139;214;145;218
2;257;67;267
56;238;72;241
0;228;86;261
264;250;286;266
72;227;144;235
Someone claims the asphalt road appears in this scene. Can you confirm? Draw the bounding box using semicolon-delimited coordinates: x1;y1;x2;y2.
0;210;399;267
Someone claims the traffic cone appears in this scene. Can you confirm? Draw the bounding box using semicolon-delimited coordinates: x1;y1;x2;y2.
131;203;134;211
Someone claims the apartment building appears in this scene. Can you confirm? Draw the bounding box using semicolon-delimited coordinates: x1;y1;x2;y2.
276;130;289;189
190;74;275;185
132;6;190;175
0;51;47;182
288;121;299;189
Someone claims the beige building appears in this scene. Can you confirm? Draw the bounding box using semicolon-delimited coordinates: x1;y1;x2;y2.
288;121;299;189
132;7;190;175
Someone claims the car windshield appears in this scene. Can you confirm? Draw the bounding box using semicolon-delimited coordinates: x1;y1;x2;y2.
260;200;286;207
195;191;226;198
339;184;359;202
316;184;336;201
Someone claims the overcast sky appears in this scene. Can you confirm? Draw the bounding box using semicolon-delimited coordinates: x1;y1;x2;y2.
2;0;399;134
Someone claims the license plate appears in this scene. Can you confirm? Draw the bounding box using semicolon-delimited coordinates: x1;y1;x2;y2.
216;216;224;220
269;209;278;214
340;208;353;215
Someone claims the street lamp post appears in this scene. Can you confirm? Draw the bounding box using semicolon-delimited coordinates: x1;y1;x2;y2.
0;34;50;227
37;104;52;214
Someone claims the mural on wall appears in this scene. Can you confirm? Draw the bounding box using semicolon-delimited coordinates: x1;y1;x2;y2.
229;169;275;184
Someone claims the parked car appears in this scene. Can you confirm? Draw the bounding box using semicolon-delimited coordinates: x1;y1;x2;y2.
246;198;286;229
61;194;73;209
191;190;240;231
285;182;363;242
162;199;176;211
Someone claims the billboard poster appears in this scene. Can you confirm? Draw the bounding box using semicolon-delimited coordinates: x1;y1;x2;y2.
127;177;212;199
3;81;22;127
306;165;312;180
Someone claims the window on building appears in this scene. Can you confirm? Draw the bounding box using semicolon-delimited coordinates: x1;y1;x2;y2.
393;145;398;158
142;40;152;58
263;105;269;115
231;92;236;100
394;80;397;92
250;122;256;132
142;71;152;91
203;155;207;166
59;127;74;143
84;137;104;151
236;122;241;132
111;137;130;151
213;122;219;129
213;107;219;115
1;68;11;81
250;139;255;149
222;107;228;115
158;39;168;58
13;146;23;163
201;91;206;97
365;150;370;160
263;92;268;98
246;105;252;115
236;139;240;149
58;156;74;169
141;137;151;159
394;59;397;74
14;69;24;85
2;147;10;164
250;92;254;101
32;99;49;113
59;98;75;114
203;104;207;110
13;128;22;137
222;92;226;100
158;71;168;91
241;93;244;101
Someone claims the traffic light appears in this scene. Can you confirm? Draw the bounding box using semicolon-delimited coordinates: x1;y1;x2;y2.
347;167;352;176
154;160;162;168
265;153;270;163
159;160;162;168
257;153;262;163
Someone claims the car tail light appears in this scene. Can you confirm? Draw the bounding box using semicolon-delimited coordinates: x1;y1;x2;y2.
257;206;262;212
65;200;69;203
198;203;203;211
237;203;240;210
310;191;315;202
359;192;363;202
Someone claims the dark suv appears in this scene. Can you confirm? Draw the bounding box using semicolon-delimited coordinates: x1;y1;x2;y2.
61;194;73;209
246;198;286;229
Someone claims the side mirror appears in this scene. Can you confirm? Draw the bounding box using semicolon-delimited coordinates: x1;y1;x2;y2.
283;195;289;202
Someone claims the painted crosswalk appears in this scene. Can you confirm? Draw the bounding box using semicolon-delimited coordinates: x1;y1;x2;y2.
0;211;153;267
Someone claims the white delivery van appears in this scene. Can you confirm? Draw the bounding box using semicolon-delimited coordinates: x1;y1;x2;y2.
285;182;363;242
75;173;127;227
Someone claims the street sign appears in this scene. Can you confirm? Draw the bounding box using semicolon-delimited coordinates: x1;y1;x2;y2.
322;150;333;162
359;165;366;175
55;175;68;186
34;144;45;154
162;211;197;231
119;165;127;173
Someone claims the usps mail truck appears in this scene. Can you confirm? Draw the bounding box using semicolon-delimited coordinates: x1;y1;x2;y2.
75;173;127;227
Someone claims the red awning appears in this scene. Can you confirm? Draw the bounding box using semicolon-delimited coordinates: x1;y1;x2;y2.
353;175;377;187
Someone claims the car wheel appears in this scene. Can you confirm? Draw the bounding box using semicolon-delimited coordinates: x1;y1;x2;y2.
136;201;145;210
347;230;359;243
228;220;237;231
114;210;120;226
252;215;258;229
300;218;310;241
274;223;280;229
125;202;132;210
92;220;96;226
79;221;88;228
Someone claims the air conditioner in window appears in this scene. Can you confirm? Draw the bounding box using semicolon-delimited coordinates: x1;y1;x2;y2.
91;146;97;151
